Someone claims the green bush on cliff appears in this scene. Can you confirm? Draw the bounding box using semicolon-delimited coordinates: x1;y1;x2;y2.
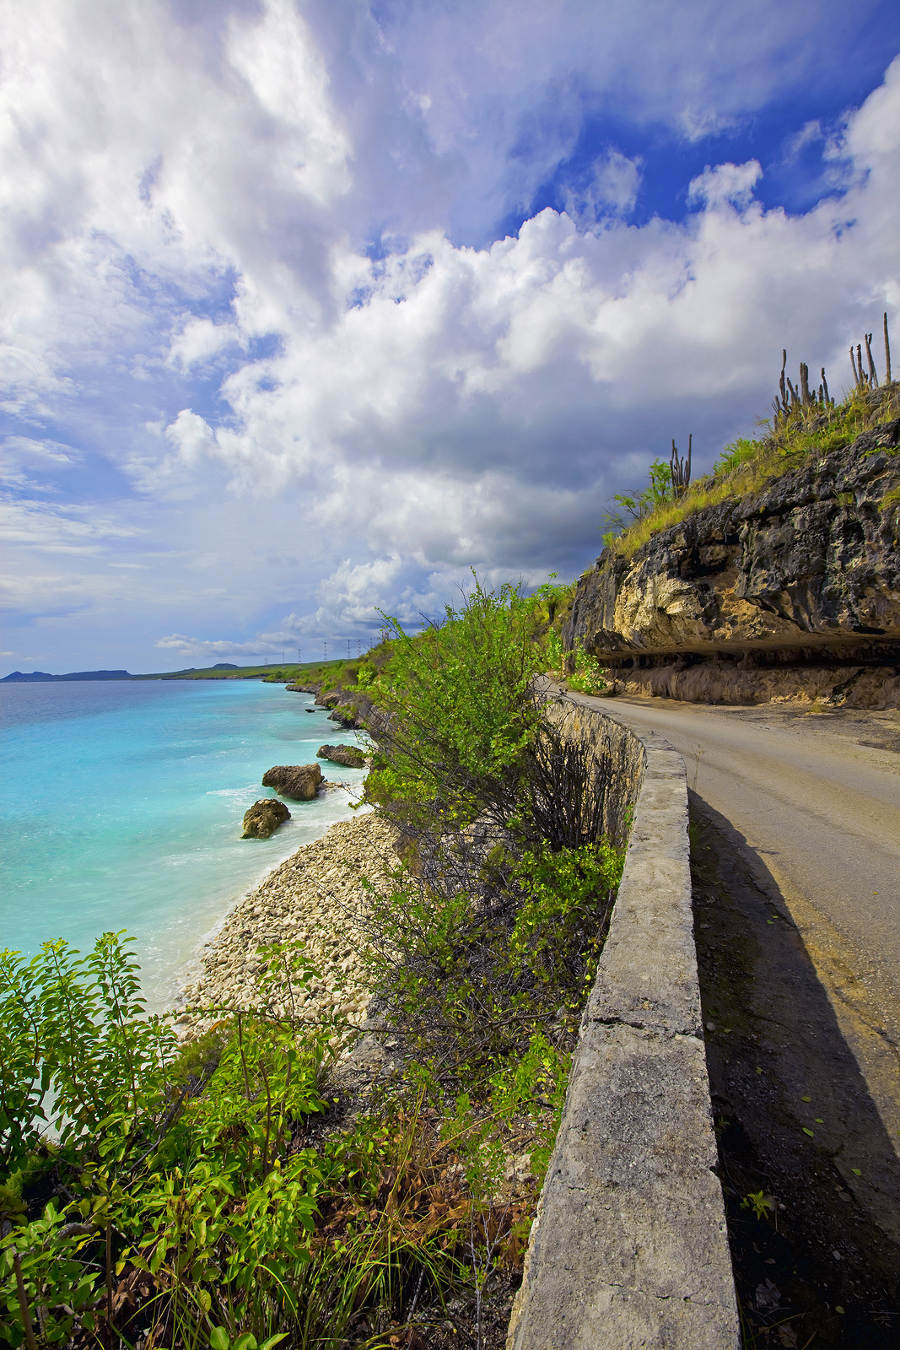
366;575;544;830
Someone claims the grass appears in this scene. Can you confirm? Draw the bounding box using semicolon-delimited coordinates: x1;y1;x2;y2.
603;383;900;560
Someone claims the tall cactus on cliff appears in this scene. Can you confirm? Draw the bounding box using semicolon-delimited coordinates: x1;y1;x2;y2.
670;434;692;497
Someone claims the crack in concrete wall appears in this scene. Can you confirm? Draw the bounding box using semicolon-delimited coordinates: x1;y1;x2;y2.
507;690;739;1349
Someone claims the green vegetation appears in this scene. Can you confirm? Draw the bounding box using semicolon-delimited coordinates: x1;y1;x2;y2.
136;660;347;684
601;374;899;559
2;578;625;1348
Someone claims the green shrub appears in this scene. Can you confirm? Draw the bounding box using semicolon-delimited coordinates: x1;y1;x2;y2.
368;575;544;831
714;436;758;476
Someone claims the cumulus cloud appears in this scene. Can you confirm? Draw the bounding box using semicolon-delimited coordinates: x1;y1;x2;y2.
687;160;763;209
167;319;245;370
2;5;899;669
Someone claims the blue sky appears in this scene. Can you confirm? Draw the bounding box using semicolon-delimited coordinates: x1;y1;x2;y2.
2;0;899;674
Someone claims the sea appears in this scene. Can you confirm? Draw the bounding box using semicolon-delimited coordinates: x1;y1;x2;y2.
0;678;368;1010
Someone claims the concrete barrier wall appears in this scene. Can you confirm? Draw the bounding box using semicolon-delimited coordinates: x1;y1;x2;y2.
508;690;740;1349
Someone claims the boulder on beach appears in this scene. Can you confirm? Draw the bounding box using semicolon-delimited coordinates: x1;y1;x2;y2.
242;798;291;839
262;763;324;800
317;743;367;768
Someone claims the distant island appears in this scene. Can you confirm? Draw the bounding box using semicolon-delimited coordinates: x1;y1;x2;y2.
2;661;338;682
1;669;133;682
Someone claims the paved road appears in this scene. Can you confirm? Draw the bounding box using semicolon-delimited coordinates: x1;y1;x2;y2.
598;695;900;1136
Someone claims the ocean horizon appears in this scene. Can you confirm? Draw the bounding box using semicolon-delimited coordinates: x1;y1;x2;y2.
0;678;368;1010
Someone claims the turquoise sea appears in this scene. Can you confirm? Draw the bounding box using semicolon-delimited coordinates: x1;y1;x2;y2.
0;679;368;1009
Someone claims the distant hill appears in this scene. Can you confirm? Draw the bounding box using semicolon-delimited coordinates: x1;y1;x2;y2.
1;669;133;682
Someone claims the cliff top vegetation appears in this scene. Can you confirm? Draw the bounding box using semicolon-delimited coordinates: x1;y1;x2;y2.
601;315;899;560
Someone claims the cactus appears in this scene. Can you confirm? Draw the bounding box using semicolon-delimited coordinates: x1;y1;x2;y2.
799;361;813;405
670;434;692;497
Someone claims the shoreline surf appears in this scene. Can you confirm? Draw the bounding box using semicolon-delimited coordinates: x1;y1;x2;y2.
0;679;371;1008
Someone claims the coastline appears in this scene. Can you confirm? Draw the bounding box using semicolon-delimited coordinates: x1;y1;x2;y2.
175;810;397;1036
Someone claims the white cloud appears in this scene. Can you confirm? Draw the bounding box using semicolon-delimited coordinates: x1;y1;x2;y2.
163;409;218;467
155;634;266;660
167;318;244;370
2;6;899;669
0;499;140;553
315;555;405;623
688;160;763;209
785;118;824;160
563;150;643;223
0;436;81;490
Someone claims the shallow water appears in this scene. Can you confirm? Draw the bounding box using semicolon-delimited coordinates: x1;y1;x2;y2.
0;679;367;1008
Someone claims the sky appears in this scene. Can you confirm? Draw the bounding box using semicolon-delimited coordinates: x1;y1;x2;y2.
2;0;899;674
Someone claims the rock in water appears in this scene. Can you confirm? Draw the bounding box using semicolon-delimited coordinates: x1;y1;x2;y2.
262;763;324;799
242;798;291;838
316;743;366;768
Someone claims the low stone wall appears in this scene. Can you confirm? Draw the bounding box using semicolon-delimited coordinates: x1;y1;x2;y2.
508;689;739;1349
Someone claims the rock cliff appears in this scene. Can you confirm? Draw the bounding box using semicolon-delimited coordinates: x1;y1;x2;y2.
565;420;900;707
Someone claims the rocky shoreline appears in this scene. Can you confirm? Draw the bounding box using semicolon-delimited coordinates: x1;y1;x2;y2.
176;811;397;1037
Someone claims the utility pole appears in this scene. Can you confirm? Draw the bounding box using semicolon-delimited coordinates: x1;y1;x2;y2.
323;639;327;662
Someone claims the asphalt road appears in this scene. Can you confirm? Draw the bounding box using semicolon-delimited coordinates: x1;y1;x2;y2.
596;695;900;1137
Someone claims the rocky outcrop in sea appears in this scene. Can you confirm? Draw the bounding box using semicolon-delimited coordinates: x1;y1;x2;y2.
262;763;324;799
241;798;291;838
317;743;367;768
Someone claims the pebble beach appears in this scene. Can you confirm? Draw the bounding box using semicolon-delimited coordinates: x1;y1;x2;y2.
176;810;397;1036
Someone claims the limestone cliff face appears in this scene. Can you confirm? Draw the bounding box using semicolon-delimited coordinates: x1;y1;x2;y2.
565;421;900;706
567;421;900;659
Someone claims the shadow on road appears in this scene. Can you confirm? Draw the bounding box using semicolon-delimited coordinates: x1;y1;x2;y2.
689;791;900;1349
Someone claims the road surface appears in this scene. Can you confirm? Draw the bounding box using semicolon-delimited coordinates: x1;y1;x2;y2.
597;695;900;1140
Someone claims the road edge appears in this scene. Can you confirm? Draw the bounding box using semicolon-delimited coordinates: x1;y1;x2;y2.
507;690;740;1348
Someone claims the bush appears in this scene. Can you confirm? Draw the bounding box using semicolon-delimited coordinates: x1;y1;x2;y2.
0;935;472;1349
361;838;622;1085
366;576;544;833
